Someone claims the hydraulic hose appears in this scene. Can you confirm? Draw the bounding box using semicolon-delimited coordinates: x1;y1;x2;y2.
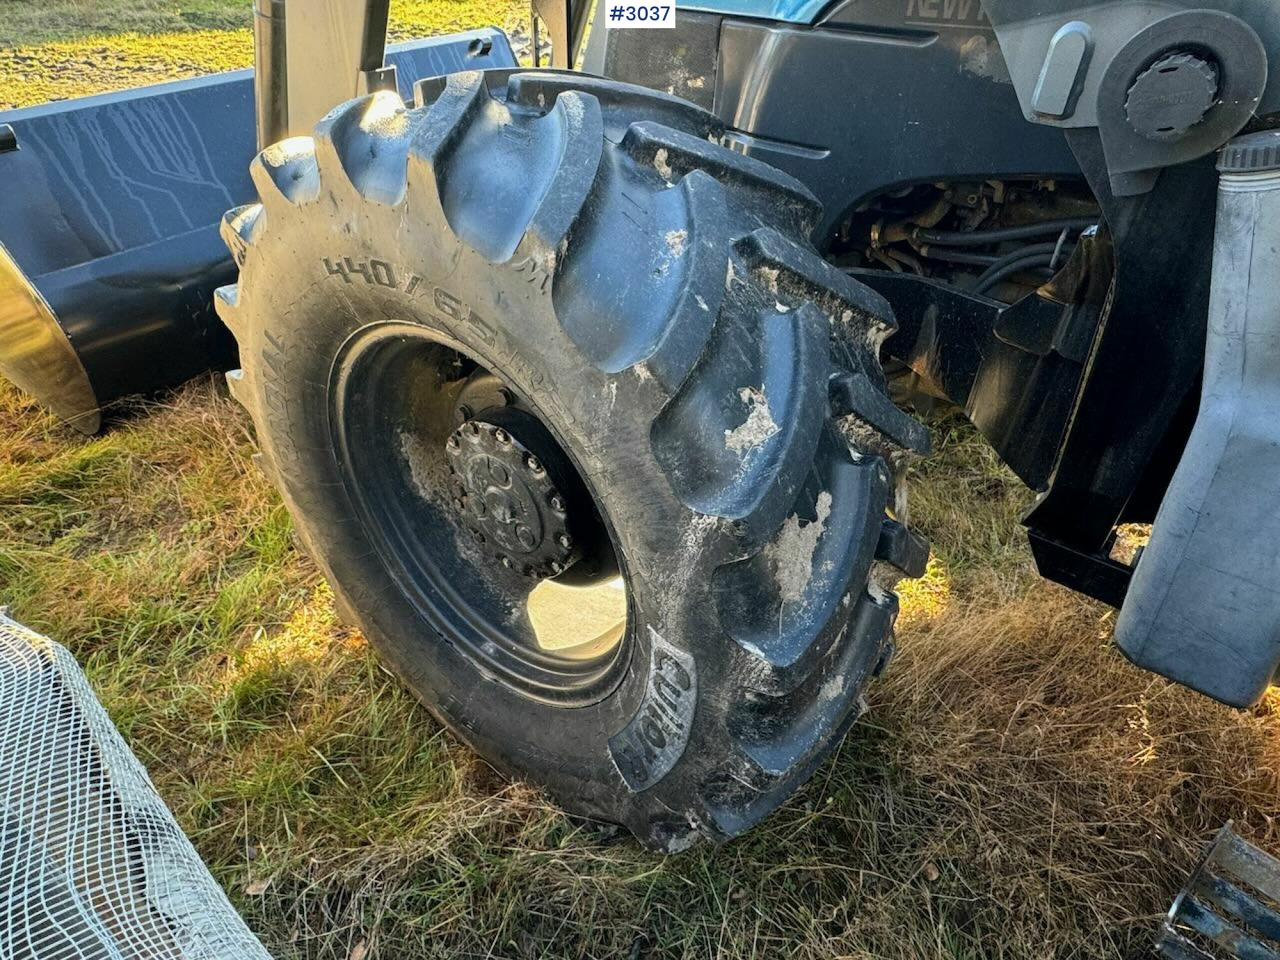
915;216;1098;248
971;242;1071;296
913;245;1001;267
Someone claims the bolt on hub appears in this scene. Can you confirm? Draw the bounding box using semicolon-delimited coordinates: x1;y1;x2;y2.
445;409;584;579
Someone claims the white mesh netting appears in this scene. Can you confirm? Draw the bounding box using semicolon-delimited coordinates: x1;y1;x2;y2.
0;611;273;960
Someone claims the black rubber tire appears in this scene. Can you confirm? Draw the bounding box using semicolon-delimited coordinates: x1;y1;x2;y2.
216;69;928;851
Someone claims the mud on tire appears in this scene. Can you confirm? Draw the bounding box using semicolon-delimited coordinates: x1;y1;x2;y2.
216;70;928;850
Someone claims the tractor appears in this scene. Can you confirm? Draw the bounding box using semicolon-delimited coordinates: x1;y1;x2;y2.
3;0;1280;861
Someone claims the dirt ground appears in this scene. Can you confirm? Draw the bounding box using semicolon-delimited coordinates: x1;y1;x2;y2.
4;3;1280;959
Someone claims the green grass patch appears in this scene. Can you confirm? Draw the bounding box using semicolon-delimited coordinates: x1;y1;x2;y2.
0;0;527;108
0;0;252;47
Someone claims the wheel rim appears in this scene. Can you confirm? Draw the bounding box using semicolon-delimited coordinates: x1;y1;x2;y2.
329;322;631;706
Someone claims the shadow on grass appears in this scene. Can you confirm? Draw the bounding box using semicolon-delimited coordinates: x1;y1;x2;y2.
4;379;1279;958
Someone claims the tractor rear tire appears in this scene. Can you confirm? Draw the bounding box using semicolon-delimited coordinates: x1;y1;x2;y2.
216;70;927;850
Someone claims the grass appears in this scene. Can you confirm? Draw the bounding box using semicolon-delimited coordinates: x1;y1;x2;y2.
10;385;1280;960
4;5;1280;958
0;0;529;108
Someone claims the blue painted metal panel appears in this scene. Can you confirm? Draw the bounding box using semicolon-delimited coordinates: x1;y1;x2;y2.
0;29;517;430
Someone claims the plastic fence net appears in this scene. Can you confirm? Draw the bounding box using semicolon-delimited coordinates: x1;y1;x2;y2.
0;611;272;960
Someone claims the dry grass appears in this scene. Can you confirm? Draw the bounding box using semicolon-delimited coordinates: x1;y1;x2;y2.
5;5;1280;958
6;376;1280;959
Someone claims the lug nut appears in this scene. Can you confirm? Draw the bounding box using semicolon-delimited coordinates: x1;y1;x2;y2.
494;428;511;445
466;421;481;437
550;495;565;512
525;454;542;473
446;434;460;451
501;556;514;570
550;561;565;575
557;533;572;550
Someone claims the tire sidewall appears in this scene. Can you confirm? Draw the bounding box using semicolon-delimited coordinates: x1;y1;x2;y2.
238;209;726;826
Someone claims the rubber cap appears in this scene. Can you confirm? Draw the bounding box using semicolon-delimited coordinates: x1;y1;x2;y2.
1125;52;1218;142
1218;129;1280;174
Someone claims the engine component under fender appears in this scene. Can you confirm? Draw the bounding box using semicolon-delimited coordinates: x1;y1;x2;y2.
599;6;1083;247
856;220;1109;495
1114;130;1280;708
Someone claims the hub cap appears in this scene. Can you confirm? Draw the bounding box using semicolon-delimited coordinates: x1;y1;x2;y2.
329;323;629;705
446;414;576;578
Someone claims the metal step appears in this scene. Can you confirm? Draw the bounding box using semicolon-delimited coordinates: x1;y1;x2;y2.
1159;824;1280;960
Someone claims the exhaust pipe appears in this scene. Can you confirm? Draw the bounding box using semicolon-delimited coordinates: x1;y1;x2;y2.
1115;129;1280;706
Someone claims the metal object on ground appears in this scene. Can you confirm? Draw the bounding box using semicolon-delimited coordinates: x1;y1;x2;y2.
0;244;100;433
1158;823;1280;959
0;610;273;959
0;30;517;434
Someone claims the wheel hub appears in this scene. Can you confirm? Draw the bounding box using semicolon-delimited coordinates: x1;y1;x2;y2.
446;412;577;578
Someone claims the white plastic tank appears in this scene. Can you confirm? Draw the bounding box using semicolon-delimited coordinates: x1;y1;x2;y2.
1116;129;1280;706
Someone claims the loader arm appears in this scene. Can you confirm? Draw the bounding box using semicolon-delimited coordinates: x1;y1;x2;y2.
254;0;396;148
